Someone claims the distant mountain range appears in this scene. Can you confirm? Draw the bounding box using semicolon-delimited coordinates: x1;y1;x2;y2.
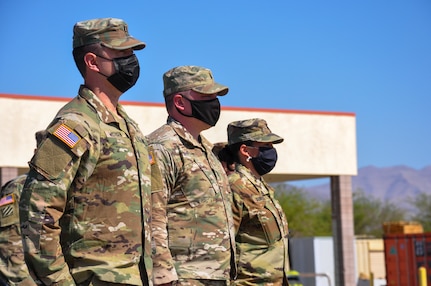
300;165;431;213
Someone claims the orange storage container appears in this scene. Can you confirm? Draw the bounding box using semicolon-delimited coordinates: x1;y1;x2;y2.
384;233;431;286
383;221;423;235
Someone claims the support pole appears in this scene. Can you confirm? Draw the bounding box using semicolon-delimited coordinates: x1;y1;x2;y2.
330;175;356;286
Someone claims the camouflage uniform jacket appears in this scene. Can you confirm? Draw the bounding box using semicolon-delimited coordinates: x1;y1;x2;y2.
229;164;289;286
19;86;153;286
148;117;236;284
0;175;36;286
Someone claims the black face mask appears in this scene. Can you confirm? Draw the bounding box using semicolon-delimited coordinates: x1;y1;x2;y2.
96;54;140;93
177;97;221;126
251;146;278;176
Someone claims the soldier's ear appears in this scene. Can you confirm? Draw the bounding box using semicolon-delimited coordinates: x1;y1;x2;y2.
173;94;186;110
239;144;249;158
84;52;99;72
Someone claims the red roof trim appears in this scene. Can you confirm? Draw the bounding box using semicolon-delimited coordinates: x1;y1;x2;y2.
221;105;355;116
0;93;71;102
0;93;355;117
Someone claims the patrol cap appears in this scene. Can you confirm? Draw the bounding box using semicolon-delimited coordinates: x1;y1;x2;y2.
73;18;146;50
227;118;284;145
163;65;229;97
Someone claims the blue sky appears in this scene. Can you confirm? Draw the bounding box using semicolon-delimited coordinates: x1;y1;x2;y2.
1;1;430;171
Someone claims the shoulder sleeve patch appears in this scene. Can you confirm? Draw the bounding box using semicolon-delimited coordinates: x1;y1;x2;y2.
0;194;14;207
0;193;18;227
149;150;156;165
53;123;81;148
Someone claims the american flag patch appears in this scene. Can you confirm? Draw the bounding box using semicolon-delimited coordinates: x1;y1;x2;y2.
53;124;80;148
0;194;14;207
149;151;155;165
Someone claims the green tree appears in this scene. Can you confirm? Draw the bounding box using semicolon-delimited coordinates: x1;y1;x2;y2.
274;184;408;238
314;200;332;236
353;189;406;237
274;184;332;237
410;192;431;232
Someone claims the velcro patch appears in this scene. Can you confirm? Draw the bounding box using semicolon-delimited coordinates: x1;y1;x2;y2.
0;194;14;207
53;124;81;148
1;205;13;218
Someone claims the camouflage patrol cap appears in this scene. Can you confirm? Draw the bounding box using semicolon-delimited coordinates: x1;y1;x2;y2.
163;65;229;97
73;18;146;50
227;118;284;145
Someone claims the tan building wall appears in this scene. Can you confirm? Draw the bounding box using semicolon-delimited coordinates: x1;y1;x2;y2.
0;93;357;182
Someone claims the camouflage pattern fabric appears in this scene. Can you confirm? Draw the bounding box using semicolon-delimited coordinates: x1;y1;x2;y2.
228;164;289;286
175;278;229;286
19;85;153;285
73;18;146;50
147;117;236;285
162;66;228;97
0;175;36;286
227;118;284;145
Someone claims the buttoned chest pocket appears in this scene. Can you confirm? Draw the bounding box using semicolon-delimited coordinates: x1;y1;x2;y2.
251;195;282;244
97;130;138;176
176;160;218;206
102;131;133;158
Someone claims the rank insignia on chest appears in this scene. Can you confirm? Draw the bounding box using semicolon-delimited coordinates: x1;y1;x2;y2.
53;124;81;148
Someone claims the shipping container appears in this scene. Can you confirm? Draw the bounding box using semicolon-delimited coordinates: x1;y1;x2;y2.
384;233;431;286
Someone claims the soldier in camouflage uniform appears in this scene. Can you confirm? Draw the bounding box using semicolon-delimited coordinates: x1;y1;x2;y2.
0;130;46;286
225;118;290;286
19;18;153;285
148;66;237;286
0;174;32;286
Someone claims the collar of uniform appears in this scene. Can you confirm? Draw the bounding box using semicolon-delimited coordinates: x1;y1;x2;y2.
166;116;211;150
236;163;270;195
116;104;134;124
78;85;118;124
